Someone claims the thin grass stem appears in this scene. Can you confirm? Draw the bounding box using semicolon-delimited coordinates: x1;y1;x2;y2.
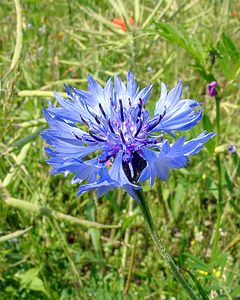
3;0;23;82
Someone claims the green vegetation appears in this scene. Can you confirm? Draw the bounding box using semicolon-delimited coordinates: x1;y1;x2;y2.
1;0;239;299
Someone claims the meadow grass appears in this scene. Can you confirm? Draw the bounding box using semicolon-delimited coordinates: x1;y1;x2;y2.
1;0;240;299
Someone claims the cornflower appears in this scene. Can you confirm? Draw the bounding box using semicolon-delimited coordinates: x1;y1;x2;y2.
41;72;214;201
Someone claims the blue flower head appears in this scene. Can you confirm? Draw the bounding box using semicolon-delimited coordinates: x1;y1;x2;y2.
41;72;215;200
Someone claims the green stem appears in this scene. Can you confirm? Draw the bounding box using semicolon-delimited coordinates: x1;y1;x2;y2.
215;96;221;146
131;32;137;73
2;0;23;82
211;96;222;260
3;197;120;229
134;189;198;300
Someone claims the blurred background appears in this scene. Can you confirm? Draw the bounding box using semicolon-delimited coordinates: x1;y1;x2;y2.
1;0;240;299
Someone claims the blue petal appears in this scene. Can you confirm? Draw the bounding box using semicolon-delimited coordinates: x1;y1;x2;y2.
88;74;105;106
97;184;116;197
133;84;153;105
41;110;88;145
109;152;131;185
139;131;214;184
48;92;96;124
153;81;202;132
114;74;128;105
44;141;99;161
77;180;116;197
104;78;114;114
138;148;158;186
126;71;137;100
72;83;98;108
154;82;168;114
181;131;216;156
139;143;188;185
51;93;83;122
154;81;182;115
76;166;116;195
153;100;202;132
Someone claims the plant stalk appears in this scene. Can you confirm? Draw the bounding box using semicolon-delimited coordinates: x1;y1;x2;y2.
134;189;198;300
3;0;23;82
3;197;120;229
211;96;223;260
